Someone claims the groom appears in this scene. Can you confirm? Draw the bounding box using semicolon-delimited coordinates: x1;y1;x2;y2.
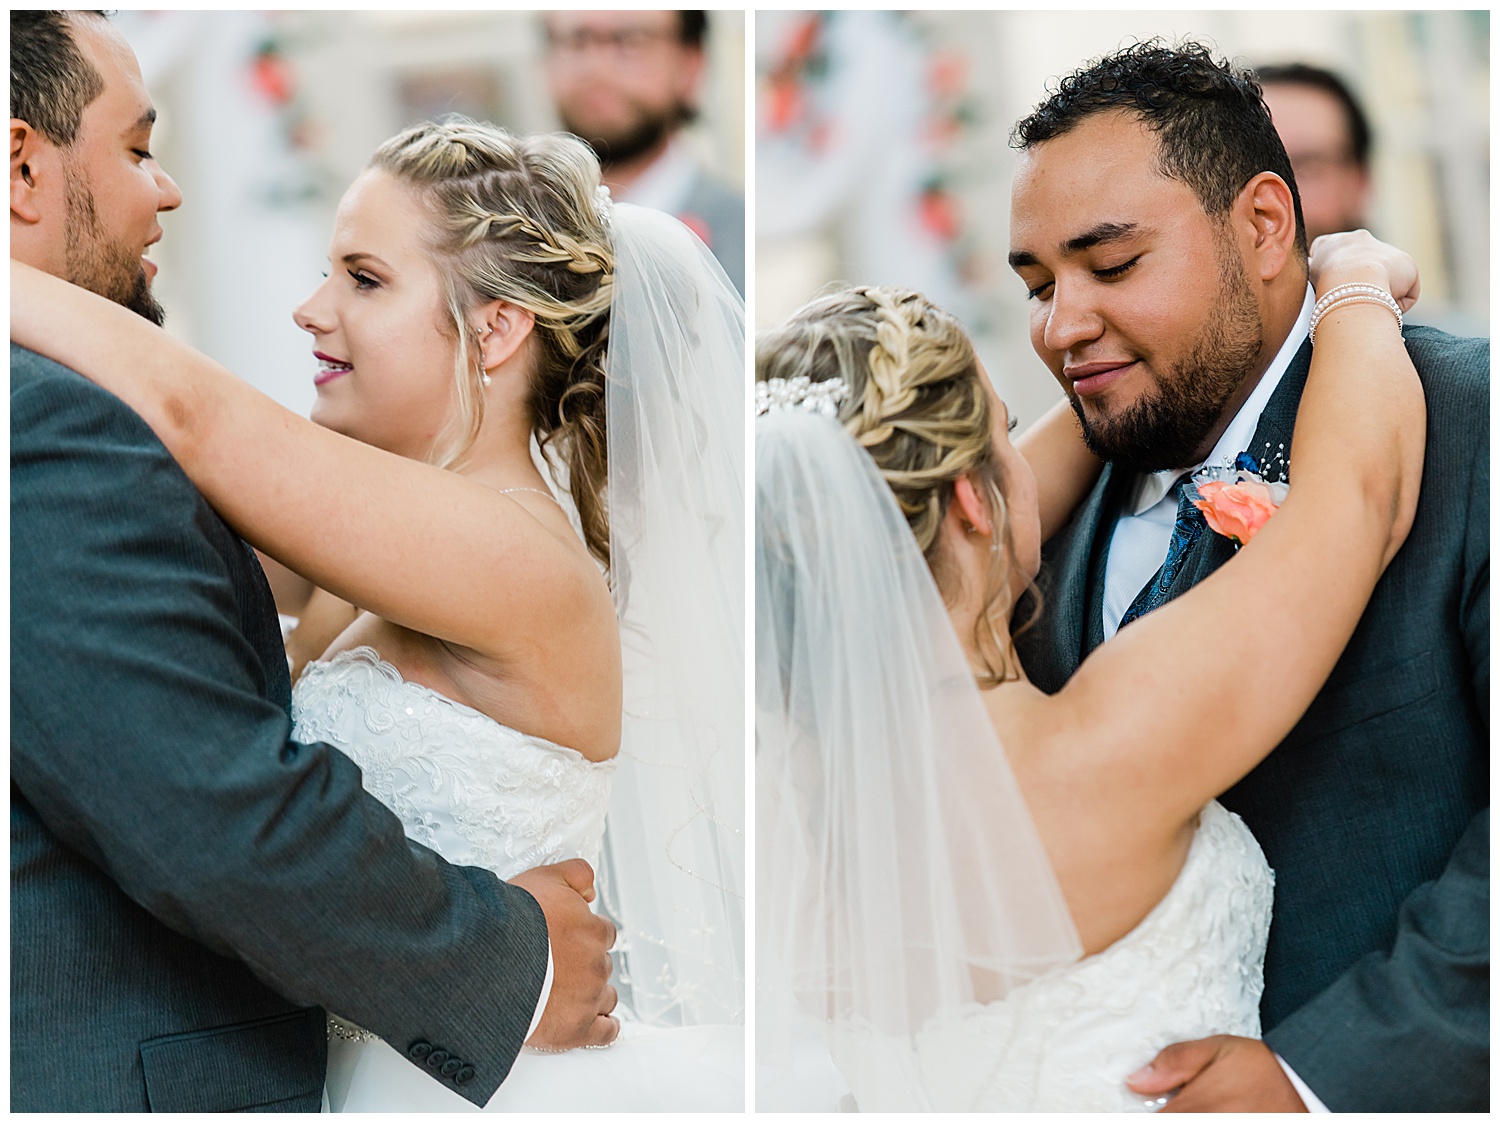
11;11;616;1111
1009;42;1487;1111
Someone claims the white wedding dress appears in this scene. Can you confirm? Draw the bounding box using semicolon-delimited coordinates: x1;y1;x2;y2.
907;800;1273;1111
756;408;1274;1112
292;647;744;1112
765;801;1273;1112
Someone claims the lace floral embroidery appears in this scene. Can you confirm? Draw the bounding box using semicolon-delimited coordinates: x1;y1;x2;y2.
293;648;621;1050
290;646;616;881
904;802;1273;1111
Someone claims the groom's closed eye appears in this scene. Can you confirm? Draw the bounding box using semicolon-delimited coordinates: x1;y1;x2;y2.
1094;256;1141;281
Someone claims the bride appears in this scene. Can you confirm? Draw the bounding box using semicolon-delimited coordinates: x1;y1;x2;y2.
755;233;1422;1110
10;119;743;1111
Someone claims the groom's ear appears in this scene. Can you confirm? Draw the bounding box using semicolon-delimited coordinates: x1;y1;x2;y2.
11;121;52;225
475;301;538;372
1236;171;1299;284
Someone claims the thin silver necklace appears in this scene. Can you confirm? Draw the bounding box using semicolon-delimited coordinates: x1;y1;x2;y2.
496;486;563;508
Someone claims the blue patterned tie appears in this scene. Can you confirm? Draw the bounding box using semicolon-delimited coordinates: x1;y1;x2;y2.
1120;476;1205;628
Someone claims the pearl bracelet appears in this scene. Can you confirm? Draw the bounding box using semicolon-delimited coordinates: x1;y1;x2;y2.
1309;283;1402;344
1311;280;1394;317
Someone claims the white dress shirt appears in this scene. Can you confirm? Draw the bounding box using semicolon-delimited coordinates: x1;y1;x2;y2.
1278;1054;1331;1111
616;137;700;214
526;949;554;1039
1101;285;1315;640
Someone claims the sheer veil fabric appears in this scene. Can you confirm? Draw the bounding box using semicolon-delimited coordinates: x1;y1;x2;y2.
591;204;745;1027
755;410;1081;1110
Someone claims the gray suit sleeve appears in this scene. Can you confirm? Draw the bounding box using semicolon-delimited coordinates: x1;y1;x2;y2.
1461;404;1489;720
1266;343;1490;1111
11;369;547;1105
1266;812;1488;1111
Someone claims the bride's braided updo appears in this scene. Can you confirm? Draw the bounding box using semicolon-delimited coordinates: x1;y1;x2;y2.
757;286;1034;685
371;118;614;568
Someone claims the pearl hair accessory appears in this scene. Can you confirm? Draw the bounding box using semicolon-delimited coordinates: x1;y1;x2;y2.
1309;282;1402;345
594;184;614;226
755;376;849;418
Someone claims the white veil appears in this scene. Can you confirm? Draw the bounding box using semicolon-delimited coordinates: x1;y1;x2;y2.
755;408;1081;1110
594;203;744;1026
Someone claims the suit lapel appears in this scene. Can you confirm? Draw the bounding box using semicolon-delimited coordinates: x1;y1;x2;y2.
1081;467;1120;657
1159;338;1312;607
1243;337;1309;484
1024;460;1122;690
1036;459;1138;668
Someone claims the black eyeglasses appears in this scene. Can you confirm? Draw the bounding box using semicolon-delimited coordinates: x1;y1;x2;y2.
546;26;679;59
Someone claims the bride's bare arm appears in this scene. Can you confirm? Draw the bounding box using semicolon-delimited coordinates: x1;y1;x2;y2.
1017;234;1425;833
10;260;611;660
1015;397;1102;543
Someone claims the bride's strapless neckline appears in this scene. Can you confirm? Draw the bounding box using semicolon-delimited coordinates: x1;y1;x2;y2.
291;646;616;883
302;645;611;768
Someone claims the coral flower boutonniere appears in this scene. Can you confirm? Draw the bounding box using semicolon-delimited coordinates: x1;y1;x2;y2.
1192;451;1289;548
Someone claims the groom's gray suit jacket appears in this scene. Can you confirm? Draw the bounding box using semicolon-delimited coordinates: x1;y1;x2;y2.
11;345;549;1111
1015;326;1488;1111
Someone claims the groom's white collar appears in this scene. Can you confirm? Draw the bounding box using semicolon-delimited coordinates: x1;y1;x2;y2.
1128;283;1315;516
616;138;699;214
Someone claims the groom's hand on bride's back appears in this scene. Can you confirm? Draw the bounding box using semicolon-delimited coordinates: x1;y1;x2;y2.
1126;1035;1307;1111
510;858;621;1050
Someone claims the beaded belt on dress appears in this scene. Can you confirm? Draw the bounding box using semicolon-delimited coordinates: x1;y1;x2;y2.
328;1013;377;1044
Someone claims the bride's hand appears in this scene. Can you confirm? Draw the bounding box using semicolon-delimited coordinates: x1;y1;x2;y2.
1309;229;1420;312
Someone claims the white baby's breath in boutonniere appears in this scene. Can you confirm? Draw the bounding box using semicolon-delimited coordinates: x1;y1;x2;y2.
1191;451;1289;548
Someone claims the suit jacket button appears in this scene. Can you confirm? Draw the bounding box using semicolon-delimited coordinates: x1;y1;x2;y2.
441;1058;462;1077
426;1049;450;1068
408;1041;432;1061
455;1066;476;1085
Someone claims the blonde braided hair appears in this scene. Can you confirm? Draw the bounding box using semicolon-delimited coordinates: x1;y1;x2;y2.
756;285;1036;685
371;118;615;569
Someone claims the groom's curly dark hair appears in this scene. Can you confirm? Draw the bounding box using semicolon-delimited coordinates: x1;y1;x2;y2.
1013;39;1308;259
10;10;111;146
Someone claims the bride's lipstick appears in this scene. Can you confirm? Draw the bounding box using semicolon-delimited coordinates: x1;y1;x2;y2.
314;351;352;387
1065;359;1138;397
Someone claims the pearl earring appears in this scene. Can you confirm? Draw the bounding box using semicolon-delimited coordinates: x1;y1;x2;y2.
481;372;493;387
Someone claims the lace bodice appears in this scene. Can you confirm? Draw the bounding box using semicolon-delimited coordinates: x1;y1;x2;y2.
291;647;616;881
901;801;1273;1111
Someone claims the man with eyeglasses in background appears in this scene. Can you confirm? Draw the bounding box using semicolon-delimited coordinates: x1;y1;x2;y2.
1258;61;1485;337
1256;63;1372;242
544;10;744;293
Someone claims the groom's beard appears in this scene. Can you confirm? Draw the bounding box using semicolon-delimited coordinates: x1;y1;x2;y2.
64;168;166;327
563;99;692;171
1072;244;1263;474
